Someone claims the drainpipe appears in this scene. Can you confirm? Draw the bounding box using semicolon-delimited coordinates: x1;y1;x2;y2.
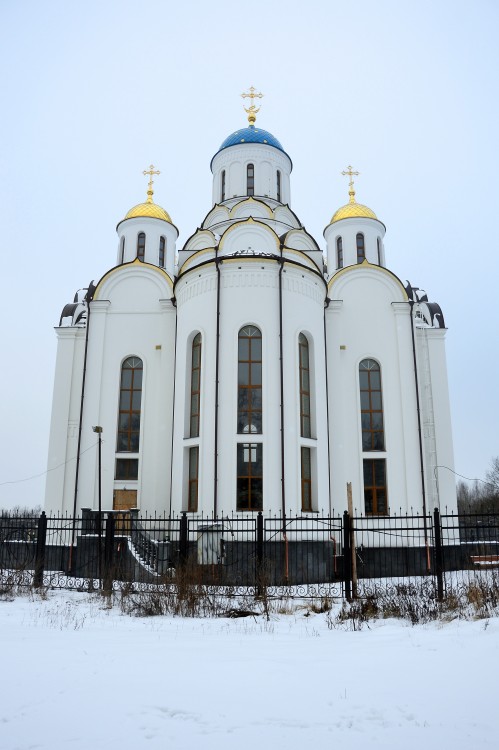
323;296;332;516
168;296;177;523
69;290;93;570
278;255;287;550
409;299;430;572
213;256;222;518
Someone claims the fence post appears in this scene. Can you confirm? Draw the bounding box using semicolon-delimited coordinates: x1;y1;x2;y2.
343;510;352;602
433;507;444;601
103;513;115;593
256;511;264;591
179;512;188;565
33;512;47;588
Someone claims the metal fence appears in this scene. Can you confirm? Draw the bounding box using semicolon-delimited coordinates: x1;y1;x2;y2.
1;509;498;599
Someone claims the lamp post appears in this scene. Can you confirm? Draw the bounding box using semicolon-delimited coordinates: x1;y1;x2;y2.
92;426;103;586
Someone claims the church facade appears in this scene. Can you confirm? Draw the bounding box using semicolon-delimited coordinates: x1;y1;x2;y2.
44;96;456;522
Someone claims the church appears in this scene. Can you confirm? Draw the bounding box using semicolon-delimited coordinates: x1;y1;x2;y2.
44;89;456;523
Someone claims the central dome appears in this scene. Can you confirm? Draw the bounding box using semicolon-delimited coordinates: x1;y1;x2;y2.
217;125;285;153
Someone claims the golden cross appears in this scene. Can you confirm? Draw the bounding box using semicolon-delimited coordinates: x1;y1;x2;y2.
143;164;160;202
341;165;359;204
241;86;264;125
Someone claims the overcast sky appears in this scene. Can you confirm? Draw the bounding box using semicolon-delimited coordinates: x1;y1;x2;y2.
0;0;497;510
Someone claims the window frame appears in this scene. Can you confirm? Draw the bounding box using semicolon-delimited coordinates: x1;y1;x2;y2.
336;236;343;269
159;236;166;267
189;333;202;438
221;170;226;202
356;233;365;264
363;458;388;515
237;325;262;435
116;356;143;456
247;163;255;196
276;170;281;202
137;232;146;262
236;442;263;511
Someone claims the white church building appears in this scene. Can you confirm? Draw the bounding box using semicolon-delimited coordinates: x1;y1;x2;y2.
44;91;456;522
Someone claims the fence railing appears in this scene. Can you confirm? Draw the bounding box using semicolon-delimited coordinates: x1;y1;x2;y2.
1;509;499;599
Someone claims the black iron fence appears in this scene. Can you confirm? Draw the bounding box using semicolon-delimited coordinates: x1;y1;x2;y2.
1;509;499;599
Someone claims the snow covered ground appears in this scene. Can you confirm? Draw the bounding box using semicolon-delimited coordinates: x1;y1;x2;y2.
1;589;498;750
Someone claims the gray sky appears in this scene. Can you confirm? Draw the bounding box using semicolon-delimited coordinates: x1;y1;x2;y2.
0;0;497;510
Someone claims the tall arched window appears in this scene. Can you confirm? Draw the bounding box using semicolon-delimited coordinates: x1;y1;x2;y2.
276;170;281;202
120;237;125;264
247;163;255;196
190;333;202;438
377;237;381;265
237;326;262;434
159;236;166;267
137;232;146;262
359;359;384;450
336;237;343;269
299;334;311;438
359;359;387;515
237;325;262;512
221;170;226;201
356;233;365;263
117;357;143;453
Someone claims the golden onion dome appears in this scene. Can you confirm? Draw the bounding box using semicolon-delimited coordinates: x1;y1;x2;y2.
330;201;377;223
123;164;172;223
124;201;172;223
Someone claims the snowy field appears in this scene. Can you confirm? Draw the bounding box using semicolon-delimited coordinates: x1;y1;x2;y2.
1;590;498;750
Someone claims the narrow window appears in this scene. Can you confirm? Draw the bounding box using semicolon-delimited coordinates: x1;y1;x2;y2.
159;236;166;267
336;237;343;269
237;326;262;434
356;233;365;263
115;458;139;480
188;447;199;512
301;447;312;512
221;170;226;202
120;237;125;264
363;459;388;515
377;237;381;265
116;357;143;454
359;359;384;451
190;333;202;438
237;443;263;511
299;334;311;438
247;163;255;196
137;232;146;262
276;170;281;202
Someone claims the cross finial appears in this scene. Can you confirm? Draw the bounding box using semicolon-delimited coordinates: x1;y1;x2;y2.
143;164;160;203
341;165;360;204
241;86;264;126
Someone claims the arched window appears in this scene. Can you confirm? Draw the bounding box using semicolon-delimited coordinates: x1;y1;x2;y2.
356;233;365;264
159;236;166;267
276;170;281;202
299;334;311;438
237;326;262;434
247;163;255;196
336;237;343;269
117;357;143;453
120;237;125;264
221;170;226;202
137;232;146;262
359;359;387;515
377;237;381;265
190;333;202;438
359;359;384;451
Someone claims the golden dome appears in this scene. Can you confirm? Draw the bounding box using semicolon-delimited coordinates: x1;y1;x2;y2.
330;201;377;224
125;201;172;222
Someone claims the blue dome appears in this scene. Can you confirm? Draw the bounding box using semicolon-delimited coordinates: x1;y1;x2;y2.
217;125;285;153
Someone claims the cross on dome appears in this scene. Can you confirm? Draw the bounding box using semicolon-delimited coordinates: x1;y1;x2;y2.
341;165;360;204
143;164;160;203
241;86;264;125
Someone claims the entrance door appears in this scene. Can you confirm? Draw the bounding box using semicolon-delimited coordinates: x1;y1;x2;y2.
113;489;137;535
